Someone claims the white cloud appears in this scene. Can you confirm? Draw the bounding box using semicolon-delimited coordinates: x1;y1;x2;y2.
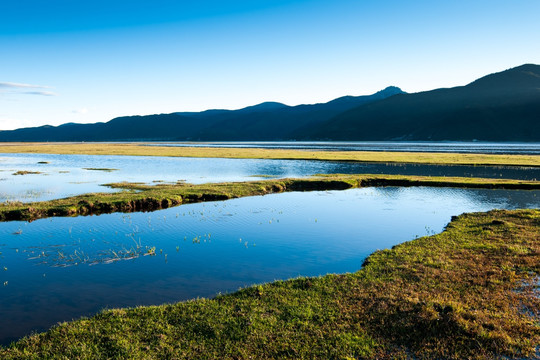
72;107;89;114
0;82;50;89
0;82;56;96
22;91;57;96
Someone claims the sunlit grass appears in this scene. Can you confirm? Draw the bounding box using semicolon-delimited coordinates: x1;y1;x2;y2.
0;142;539;167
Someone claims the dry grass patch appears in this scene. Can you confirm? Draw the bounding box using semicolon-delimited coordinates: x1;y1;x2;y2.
0;142;539;167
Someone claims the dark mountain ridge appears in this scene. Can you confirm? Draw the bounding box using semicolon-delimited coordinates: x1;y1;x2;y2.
305;64;540;141
0;64;538;142
0;86;403;141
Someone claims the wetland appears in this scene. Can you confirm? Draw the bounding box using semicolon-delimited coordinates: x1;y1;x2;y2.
0;152;538;203
0;143;539;358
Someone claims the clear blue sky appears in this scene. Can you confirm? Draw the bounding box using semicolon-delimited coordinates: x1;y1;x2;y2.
1;0;539;130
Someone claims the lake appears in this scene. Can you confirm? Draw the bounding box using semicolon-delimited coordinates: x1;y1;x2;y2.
145;141;540;154
0;186;539;344
1;153;538;202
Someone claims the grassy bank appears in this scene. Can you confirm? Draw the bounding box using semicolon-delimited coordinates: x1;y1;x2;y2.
1;209;538;359
1;142;539;167
1;174;540;222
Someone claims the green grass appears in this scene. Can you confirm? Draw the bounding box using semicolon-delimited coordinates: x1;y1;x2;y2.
82;168;119;172
11;170;42;176
1;209;538;359
1;174;539;222
1;142;539;167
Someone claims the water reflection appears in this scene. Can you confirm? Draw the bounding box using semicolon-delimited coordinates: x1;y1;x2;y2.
0;187;538;344
1;153;538;202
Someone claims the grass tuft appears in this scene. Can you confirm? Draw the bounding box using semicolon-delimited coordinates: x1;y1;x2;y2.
12;171;42;176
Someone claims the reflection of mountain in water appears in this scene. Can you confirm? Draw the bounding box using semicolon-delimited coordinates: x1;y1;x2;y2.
327;162;540;181
231;160;540;181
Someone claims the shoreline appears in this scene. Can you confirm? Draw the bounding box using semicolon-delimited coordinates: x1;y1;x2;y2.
1;208;538;358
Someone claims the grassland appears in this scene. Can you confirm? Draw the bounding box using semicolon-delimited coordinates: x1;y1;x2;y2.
1;142;539;167
1;208;538;359
1;174;539;222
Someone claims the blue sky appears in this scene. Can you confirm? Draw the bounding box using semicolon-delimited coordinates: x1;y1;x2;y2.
1;0;539;130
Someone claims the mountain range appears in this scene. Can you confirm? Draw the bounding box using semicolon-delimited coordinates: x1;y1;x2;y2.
1;64;539;142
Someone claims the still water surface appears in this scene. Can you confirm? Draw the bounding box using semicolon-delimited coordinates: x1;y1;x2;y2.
0;187;538;344
1;153;538;202
148;141;540;154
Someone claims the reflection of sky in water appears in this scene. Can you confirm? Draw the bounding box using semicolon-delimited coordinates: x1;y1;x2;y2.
1;153;539;202
0;187;538;344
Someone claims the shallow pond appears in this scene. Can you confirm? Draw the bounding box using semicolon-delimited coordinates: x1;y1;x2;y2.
0;153;538;202
0;186;539;344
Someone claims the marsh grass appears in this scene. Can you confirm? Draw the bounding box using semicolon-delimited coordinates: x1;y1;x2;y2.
24;242;157;268
0;174;539;222
82;168;118;172
1;209;538;359
12;171;42;176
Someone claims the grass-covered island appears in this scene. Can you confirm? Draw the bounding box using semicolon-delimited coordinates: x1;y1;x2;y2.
0;209;538;359
1;174;539;222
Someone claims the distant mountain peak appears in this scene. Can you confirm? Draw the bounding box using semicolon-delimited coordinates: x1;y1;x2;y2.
308;63;540;142
379;85;402;92
326;86;404;106
375;86;403;96
238;101;288;112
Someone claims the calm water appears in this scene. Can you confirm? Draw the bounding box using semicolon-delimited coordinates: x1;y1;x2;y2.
146;141;540;155
0;187;539;344
0;153;538;202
